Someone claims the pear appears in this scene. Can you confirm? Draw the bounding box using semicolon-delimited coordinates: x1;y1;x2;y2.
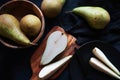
92;47;120;76
72;6;110;29
20;14;41;37
41;0;66;18
0;14;32;46
40;31;68;65
89;57;120;79
39;55;72;80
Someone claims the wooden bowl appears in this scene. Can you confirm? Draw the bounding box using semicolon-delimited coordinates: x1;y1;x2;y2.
0;0;45;48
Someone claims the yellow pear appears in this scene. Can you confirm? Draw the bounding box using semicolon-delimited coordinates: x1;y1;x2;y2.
20;14;41;37
41;0;66;18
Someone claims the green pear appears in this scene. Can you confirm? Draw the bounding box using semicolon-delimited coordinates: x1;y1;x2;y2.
0;14;32;46
72;6;110;29
41;0;66;18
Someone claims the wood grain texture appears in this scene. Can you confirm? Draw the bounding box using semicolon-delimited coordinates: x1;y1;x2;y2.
30;26;79;80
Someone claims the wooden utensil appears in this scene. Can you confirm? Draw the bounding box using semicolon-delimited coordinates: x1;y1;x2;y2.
30;26;79;80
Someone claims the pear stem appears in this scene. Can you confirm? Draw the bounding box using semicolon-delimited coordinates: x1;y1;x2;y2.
29;42;38;46
65;11;72;14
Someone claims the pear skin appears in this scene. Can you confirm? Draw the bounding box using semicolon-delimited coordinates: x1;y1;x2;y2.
0;14;32;46
20;14;41;37
41;0;66;18
72;6;110;29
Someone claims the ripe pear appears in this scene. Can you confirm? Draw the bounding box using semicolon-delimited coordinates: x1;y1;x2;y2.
89;57;120;79
0;14;32;46
40;31;68;65
41;0;66;18
20;14;41;37
39;55;72;80
92;47;120;76
72;6;110;29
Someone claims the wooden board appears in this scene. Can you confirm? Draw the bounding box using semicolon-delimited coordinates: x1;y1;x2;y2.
30;26;80;80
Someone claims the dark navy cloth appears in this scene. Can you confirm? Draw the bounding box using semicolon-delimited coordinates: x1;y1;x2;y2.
0;0;120;80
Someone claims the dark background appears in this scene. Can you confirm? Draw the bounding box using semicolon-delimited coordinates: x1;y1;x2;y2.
0;0;120;80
